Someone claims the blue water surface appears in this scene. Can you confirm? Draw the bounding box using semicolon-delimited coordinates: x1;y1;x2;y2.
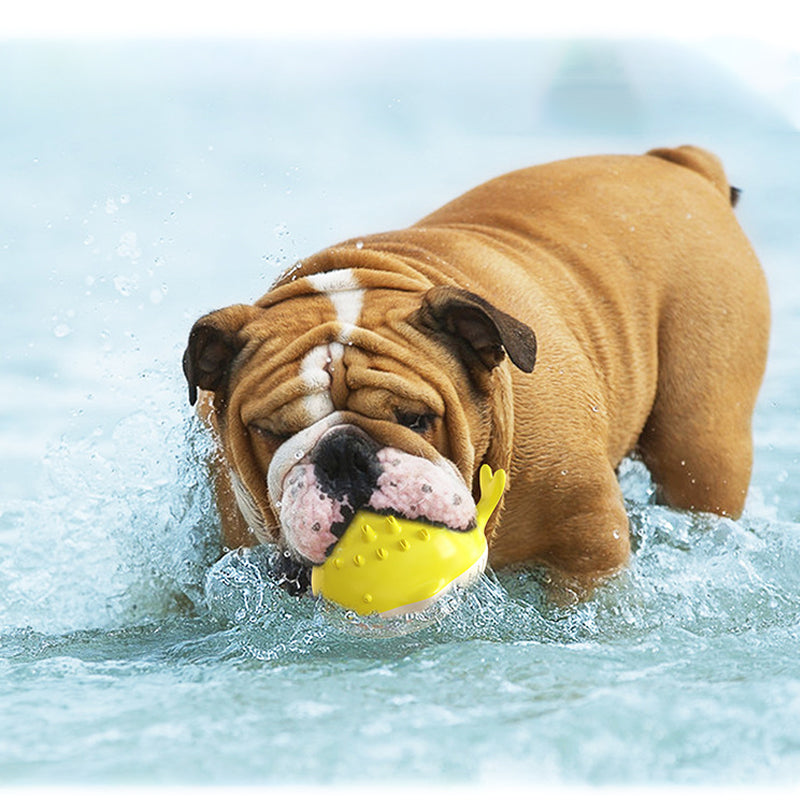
1;39;800;786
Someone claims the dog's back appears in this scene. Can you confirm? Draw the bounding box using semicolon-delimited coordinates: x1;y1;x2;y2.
402;146;769;569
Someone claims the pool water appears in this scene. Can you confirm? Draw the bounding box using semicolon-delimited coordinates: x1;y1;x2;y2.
2;39;800;786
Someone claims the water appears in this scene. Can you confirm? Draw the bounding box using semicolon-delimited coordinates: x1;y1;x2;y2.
2;39;800;786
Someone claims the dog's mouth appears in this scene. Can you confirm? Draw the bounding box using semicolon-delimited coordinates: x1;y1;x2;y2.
266;548;312;597
273;428;477;569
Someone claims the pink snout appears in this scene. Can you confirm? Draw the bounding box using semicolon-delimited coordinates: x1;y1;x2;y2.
278;440;476;565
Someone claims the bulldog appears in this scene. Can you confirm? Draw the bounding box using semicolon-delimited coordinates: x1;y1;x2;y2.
183;145;770;597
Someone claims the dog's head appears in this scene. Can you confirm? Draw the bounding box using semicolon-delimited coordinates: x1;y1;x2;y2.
183;266;536;571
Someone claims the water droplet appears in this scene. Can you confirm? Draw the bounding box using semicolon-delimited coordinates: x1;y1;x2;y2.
113;275;134;296
116;232;140;261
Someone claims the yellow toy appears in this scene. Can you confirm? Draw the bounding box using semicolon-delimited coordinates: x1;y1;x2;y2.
311;464;506;617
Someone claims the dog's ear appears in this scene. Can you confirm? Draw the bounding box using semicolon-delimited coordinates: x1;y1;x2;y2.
183;304;260;405
416;286;537;373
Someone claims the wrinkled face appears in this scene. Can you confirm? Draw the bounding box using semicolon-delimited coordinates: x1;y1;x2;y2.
184;266;536;569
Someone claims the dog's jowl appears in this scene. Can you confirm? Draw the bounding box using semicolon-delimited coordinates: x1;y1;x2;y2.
184;146;770;596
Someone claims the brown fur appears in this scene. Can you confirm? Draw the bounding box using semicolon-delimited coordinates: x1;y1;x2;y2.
185;146;770;591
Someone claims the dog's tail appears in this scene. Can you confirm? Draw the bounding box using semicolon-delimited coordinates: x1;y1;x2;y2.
647;145;741;207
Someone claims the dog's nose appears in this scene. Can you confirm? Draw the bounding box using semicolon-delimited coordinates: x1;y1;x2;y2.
313;428;382;506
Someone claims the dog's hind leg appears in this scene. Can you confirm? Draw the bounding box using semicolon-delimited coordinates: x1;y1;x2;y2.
638;399;756;518
637;250;769;519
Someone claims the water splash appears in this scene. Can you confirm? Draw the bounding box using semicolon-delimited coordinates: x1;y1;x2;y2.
6;399;798;663
198;455;800;661
0;412;221;636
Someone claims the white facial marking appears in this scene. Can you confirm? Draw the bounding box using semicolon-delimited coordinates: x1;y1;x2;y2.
299;344;336;424
299;344;333;392
297;270;365;424
307;269;365;344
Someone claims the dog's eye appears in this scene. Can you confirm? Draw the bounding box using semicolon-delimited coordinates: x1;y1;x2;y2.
249;423;291;445
395;410;436;434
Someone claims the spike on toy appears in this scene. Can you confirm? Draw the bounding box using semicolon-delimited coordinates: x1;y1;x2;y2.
311;464;506;617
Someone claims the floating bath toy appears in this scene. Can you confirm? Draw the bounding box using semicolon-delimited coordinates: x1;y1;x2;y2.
311;464;505;617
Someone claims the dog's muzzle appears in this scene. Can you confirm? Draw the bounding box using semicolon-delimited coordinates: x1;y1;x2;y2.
273;425;478;567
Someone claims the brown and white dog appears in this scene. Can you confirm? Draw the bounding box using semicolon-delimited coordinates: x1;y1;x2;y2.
183;146;770;597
